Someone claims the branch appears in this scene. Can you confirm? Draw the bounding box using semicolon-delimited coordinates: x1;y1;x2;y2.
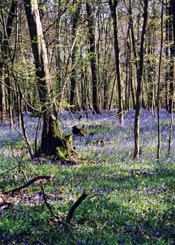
66;192;89;223
41;185;57;218
41;185;70;229
3;175;53;195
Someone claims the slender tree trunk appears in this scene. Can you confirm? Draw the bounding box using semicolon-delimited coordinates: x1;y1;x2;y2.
103;20;111;110
0;0;17;126
146;31;155;110
128;0;137;110
167;0;175;113
70;1;81;106
55;11;62;101
168;0;175;155
0;28;6;122
126;22;135;110
165;0;169;110
157;0;164;160
0;59;6;122
134;0;148;158
86;1;100;114
109;0;124;124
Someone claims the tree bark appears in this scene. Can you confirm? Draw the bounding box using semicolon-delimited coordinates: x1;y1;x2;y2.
24;0;52;106
168;0;175;155
109;0;124;124
168;0;175;113
23;0;71;159
70;1;81;107
133;0;148;158
0;0;18;126
86;1;100;114
157;0;164;159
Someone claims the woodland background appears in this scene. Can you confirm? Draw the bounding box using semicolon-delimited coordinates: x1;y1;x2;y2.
0;0;175;159
0;1;175;244
0;0;174;118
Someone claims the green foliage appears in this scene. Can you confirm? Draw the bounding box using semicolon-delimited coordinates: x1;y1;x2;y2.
0;118;175;244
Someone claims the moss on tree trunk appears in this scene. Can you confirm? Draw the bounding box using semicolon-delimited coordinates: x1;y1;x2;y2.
24;0;76;161
40;112;73;160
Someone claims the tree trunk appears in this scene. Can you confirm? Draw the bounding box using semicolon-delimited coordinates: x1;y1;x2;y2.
86;1;100;114
0;59;6;122
157;0;164;160
23;0;72;159
109;0;124;124
168;0;175;155
70;1;81;107
168;0;175;113
0;0;17;126
134;0;148;158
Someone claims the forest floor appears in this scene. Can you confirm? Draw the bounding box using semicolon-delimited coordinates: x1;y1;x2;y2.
0;109;175;245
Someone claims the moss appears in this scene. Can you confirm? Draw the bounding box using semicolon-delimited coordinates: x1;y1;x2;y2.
49;114;62;139
40;113;78;161
56;146;68;160
64;134;73;156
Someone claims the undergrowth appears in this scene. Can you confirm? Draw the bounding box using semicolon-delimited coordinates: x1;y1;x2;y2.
0;109;175;244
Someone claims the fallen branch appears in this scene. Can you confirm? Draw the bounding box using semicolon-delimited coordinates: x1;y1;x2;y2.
41;185;69;229
41;185;56;218
3;175;53;195
66;192;89;223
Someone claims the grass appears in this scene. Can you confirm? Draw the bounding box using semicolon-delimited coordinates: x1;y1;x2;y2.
0;109;175;244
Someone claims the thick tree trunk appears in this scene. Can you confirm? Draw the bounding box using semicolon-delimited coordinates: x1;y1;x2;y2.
40;112;70;159
24;0;52;105
23;0;72;159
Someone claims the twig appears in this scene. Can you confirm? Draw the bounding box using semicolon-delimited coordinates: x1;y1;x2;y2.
66;192;89;223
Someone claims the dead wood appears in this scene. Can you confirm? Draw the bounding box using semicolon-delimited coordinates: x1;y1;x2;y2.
66;192;89;223
3;175;53;195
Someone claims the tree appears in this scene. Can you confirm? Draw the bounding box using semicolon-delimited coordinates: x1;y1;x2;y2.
124;0;136;110
167;0;175;113
86;1;100;113
0;0;18;126
23;0;73;159
168;0;175;155
109;0;124;124
133;0;149;158
0;35;6;122
157;0;164;159
70;0;81;107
